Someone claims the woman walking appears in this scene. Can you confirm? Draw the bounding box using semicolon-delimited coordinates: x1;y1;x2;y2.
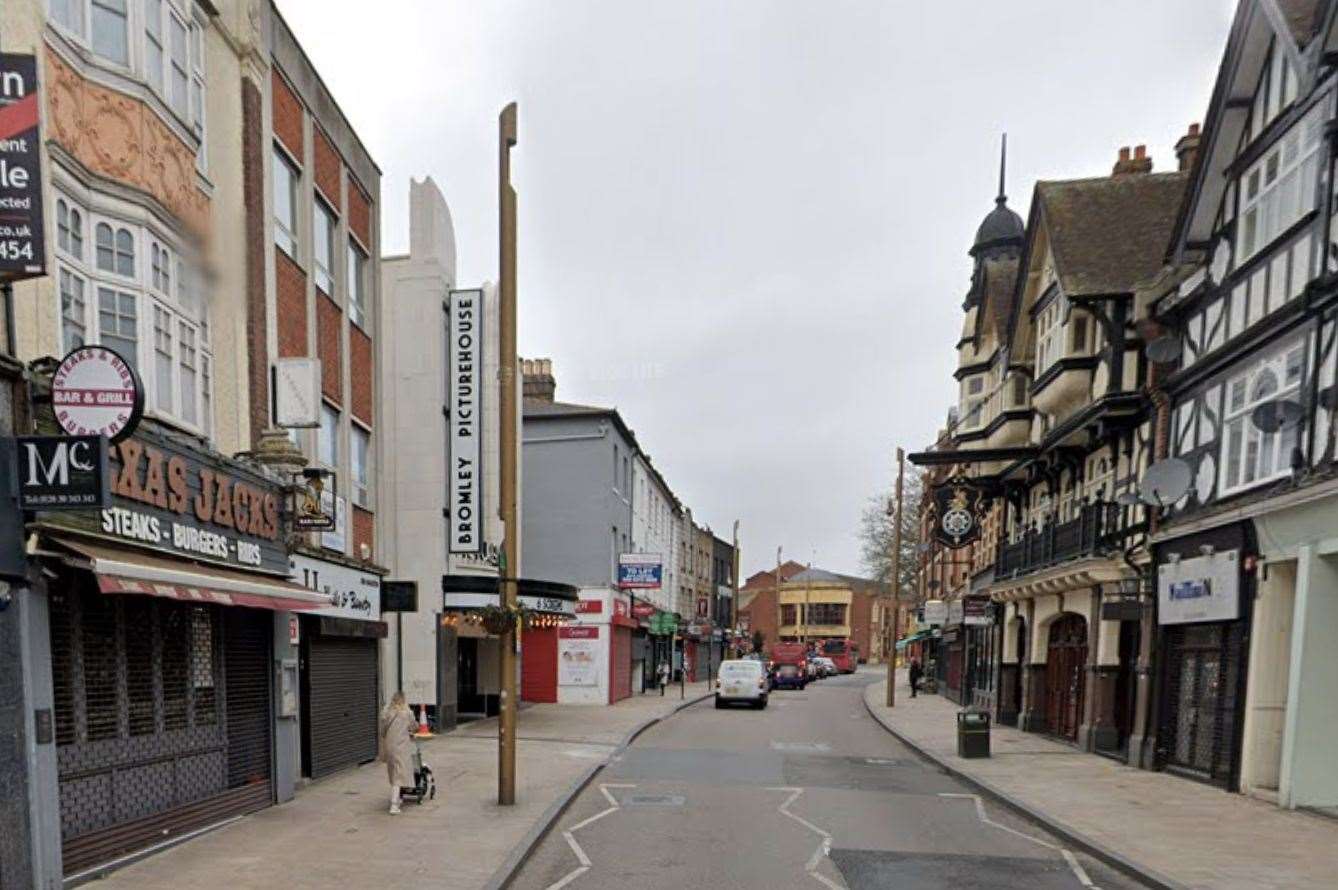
379;692;416;815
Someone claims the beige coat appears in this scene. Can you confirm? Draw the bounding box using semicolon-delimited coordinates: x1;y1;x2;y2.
379;705;416;787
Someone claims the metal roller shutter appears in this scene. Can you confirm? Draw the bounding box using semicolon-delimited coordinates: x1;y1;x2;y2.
521;627;558;703
610;627;632;703
52;582;274;877
306;636;379;778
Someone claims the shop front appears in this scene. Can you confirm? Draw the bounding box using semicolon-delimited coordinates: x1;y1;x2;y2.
1153;523;1252;790
34;424;327;877
552;588;634;704
961;595;997;712
290;549;386;779
445;576;577;718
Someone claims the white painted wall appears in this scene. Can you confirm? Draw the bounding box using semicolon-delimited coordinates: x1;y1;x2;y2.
558;587;616;704
631;455;675;613
1279;547;1338;809
379;177;454;708
1241;559;1294;798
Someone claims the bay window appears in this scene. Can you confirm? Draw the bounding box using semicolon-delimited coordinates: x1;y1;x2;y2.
1219;341;1307;496
1034;295;1063;372
55;189;211;434
90;0;129;65
1237;102;1323;263
959;374;986;431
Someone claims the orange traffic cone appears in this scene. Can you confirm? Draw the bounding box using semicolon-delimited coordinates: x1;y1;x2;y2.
416;705;431;736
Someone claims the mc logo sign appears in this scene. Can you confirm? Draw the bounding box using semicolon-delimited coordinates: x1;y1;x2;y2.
15;435;109;510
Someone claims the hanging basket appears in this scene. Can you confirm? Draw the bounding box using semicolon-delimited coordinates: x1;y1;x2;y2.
478;604;526;635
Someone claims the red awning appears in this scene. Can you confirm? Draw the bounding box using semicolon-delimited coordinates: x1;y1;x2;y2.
48;535;331;613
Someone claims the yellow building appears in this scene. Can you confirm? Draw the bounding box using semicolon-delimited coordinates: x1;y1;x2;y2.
775;568;877;661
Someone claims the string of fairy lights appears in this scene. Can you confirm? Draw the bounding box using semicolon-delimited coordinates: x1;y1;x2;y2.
439;609;574;630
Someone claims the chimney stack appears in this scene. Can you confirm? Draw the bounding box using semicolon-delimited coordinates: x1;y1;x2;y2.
1113;144;1153;176
522;357;556;402
1175;123;1202;172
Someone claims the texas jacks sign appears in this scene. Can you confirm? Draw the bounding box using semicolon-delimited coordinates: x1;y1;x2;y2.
15;435;109;509
0;54;45;279
448;288;484;554
930;476;987;549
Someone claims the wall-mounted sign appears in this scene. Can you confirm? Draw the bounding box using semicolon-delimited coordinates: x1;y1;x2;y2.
922;599;947;625
631;601;657;619
41;427;287;574
15;435;108;509
1158;549;1241;626
382;580;419;613
558;625;600;686
442;589;577;618
288;616;300;646
52;346;143;441
618;553;663;589
963;595;993;626
273;358;321;428
292;468;336;531
291;553;381;621
0;54;45;279
948;599;964;625
931;476;987;549
448;288;484;554
575;599;603;614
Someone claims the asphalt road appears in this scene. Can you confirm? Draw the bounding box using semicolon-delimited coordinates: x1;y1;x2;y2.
508;668;1150;890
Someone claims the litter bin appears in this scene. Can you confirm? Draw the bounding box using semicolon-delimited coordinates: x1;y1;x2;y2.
956;709;990;758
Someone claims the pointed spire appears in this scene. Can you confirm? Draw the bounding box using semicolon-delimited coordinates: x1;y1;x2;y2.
997;133;1008;205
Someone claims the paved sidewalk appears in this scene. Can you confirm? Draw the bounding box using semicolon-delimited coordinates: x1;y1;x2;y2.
864;672;1338;890
90;683;712;890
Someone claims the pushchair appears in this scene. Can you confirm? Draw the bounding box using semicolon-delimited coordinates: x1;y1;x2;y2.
398;736;436;805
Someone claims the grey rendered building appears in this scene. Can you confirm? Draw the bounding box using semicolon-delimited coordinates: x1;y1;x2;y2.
521;364;636;590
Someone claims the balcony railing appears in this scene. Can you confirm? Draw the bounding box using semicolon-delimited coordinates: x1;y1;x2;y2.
996;503;1121;580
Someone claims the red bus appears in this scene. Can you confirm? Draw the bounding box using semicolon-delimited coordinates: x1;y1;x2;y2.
821;639;859;673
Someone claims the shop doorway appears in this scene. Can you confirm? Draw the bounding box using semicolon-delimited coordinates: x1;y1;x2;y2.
1009;617;1027;725
1045;613;1087;742
1160;622;1246;786
457;638;482;716
1110;620;1141;754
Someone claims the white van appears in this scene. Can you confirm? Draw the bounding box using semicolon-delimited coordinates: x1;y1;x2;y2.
715;659;769;709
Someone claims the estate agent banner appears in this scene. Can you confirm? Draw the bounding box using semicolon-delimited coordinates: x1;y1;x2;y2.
0;54;45;278
448;289;484;554
618;553;663;589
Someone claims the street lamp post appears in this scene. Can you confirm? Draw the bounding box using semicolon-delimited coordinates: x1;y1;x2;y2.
887;447;905;708
497;101;519;807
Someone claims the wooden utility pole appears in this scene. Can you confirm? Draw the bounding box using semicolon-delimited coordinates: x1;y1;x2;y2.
498;102;519;806
886;447;905;708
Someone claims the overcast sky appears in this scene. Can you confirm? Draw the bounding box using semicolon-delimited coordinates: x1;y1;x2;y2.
278;0;1234;578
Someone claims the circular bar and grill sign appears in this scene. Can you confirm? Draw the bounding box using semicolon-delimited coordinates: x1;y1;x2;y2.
51;346;143;442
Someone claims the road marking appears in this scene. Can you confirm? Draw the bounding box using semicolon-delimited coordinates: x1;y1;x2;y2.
545;783;636;890
770;741;831;753
864;758;898;765
767;787;845;889
938;793;1100;889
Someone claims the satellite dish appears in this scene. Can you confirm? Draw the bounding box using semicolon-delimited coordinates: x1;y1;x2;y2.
1138;457;1193;507
1320;385;1337;411
1250;399;1305;434
1116;491;1141;507
1145;335;1182;364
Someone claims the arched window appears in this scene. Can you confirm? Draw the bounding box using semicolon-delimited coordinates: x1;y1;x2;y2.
1220;342;1306;494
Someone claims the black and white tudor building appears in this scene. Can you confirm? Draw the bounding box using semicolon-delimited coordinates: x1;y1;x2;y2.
1152;0;1338;809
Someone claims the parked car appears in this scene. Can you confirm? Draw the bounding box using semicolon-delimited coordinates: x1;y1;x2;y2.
714;659;769;709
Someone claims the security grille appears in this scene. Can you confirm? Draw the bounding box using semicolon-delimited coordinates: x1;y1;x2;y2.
48;575;273;875
304;636;379;779
1158;621;1247;787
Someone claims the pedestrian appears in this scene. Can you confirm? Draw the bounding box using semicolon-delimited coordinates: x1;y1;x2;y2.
657;661;669;696
379;691;416;815
909;658;924;698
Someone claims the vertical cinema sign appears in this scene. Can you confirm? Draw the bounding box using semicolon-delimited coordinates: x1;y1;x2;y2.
449;289;484;554
0;54;45;278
